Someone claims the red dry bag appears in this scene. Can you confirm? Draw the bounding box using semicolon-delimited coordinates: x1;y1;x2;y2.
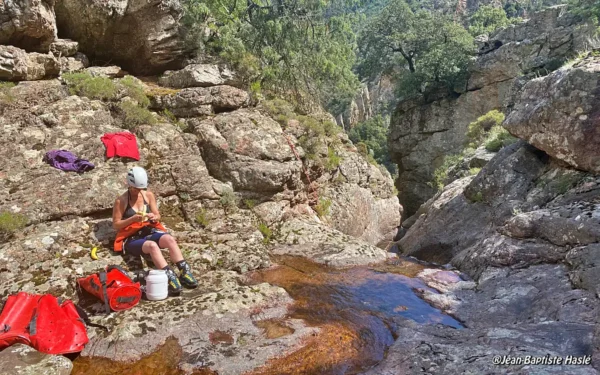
0;292;38;348
0;292;89;355
77;265;141;313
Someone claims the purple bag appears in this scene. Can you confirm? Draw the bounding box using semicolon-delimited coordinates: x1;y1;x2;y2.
43;150;95;173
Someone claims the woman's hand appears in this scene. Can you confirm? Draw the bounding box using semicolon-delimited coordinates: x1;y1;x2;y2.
146;213;157;221
131;213;145;223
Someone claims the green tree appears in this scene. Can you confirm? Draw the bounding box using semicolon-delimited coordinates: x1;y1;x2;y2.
569;0;600;24
469;5;511;36
181;0;360;112
357;0;474;97
348;115;396;173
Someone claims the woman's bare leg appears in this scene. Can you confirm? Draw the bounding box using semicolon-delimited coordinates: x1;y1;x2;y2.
158;234;184;263
142;241;168;269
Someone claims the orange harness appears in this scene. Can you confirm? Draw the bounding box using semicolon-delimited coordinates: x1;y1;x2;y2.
113;221;167;252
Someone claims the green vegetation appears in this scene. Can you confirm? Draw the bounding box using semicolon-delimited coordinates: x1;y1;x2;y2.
220;187;238;209
181;0;360;112
325;147;342;171
258;222;273;244
432;154;464;190
263;99;343;169
471;191;484;203
348;115;396;174
118;101;157;129
62;72;118;100
466;110;505;147
314;198;332;218
119;76;150;107
162;109;189;132
484;126;518;152
468;5;512;36
569;0;600;24
357;0;474;98
469;167;482;176
62;73;157;129
195;208;210;227
243;199;257;209
465;109;516;152
0;81;16;104
0;211;27;236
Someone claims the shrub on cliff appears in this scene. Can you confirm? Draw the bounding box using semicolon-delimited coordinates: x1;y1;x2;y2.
0;211;27;237
0;82;16;107
62;72;118;101
468;6;512;36
466;110;505;148
118;101;157;129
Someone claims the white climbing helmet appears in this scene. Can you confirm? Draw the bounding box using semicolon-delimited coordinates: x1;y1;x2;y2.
127;167;148;189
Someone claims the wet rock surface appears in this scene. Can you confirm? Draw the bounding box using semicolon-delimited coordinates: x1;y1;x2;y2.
367;264;599;375
0;344;73;375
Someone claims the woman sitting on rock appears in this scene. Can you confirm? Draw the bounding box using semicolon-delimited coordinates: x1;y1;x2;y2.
112;166;198;295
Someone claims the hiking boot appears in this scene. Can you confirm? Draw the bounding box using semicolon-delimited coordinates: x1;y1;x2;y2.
179;263;198;289
165;268;182;295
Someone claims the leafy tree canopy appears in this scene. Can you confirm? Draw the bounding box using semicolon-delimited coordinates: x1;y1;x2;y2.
468;5;512;36
357;0;474;97
348;115;397;174
568;0;600;24
181;0;361;113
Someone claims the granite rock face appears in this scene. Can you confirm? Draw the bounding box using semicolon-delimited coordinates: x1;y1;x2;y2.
0;72;401;371
389;6;599;218
55;0;188;74
0;45;59;81
0;344;73;375
158;64;240;88
366;264;600;375
0;0;57;52
504;55;600;173
150;85;250;117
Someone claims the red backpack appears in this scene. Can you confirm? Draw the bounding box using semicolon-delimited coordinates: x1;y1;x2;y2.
0;293;88;355
77;265;141;313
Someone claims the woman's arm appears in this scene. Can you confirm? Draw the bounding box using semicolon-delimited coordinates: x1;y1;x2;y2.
146;191;161;222
112;196;142;231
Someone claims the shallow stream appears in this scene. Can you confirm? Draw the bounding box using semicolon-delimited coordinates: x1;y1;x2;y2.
72;256;462;374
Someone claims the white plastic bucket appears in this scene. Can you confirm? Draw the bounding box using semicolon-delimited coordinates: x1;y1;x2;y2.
145;270;168;301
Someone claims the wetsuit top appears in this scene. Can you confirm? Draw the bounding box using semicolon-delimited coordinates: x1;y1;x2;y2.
122;191;150;220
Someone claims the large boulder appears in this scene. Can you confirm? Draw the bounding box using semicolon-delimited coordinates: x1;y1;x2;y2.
504;55;600;173
0;0;57;52
190;108;303;193
398;136;600;289
0;45;59;81
325;151;400;247
54;0;188;75
150;85;250;117
158;64;240;88
469;5;599;90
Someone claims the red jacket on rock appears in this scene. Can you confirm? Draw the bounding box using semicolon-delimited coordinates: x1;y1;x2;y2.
101;132;140;160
